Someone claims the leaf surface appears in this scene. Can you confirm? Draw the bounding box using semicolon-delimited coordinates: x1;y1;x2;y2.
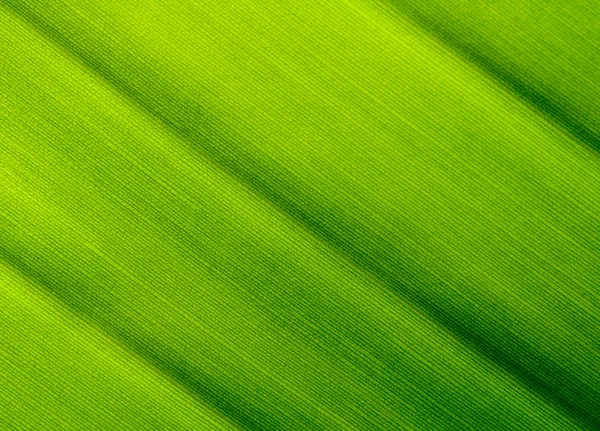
0;1;599;430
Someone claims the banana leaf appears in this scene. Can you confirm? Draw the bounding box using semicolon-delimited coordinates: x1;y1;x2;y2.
0;1;599;430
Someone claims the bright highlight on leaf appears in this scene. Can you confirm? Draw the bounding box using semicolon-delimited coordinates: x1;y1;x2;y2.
0;1;599;430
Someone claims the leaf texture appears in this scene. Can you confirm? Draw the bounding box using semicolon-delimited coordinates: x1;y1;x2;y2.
379;0;600;149
0;0;599;430
0;262;236;430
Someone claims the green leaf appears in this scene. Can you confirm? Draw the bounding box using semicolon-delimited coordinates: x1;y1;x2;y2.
0;1;599;430
379;0;600;148
0;262;236;430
